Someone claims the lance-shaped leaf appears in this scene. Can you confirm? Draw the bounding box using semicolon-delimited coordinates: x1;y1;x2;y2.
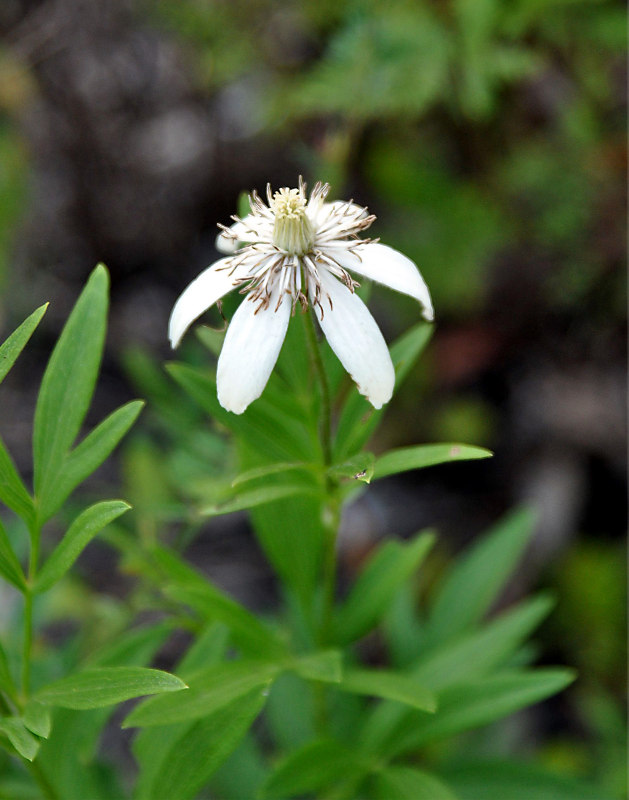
0;436;34;522
374;443;492;479
372;766;457;800
333;531;435;645
35;667;186;710
43;400;144;520
231;461;315;487
0;718;40;761
123;661;279;728
0;304;47;385
22;701;52;739
34;501;131;593
0;518;26;591
425;507;537;644
339;668;436;713
201;483;315;517
383;669;576;758
136;689;267;800
291;650;343;684
33;266;108;517
261;739;369;800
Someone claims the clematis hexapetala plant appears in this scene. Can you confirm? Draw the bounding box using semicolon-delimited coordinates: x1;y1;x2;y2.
168;178;434;414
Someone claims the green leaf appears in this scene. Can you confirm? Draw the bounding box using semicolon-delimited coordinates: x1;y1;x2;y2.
35;667;187;710
261;739;368;800
0;718;40;761
0;304;47;386
231;461;315;487
200;483;314;516
22;701;51;739
413;594;555;692
33;266;109;519
425;507;537;643
328;452;375;483
333;322;433;461
43;400;144;519
0;436;34;522
446;759;617;800
0;518;26;591
333;531;435;645
137;689;266;800
123;661;279;728
159;554;285;658
362;595;555;752
374;443;492;479
291;650;343;684
34;501;130;593
385;669;576;756
372;766;457;800
339;668;436;713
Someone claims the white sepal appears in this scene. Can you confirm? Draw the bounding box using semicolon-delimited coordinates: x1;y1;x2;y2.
314;271;395;409
217;290;291;414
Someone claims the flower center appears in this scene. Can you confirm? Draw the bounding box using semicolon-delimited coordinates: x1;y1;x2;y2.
271;188;314;255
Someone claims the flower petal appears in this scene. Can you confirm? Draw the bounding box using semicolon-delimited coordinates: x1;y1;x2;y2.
335;242;434;321
314;271;395;409
217;291;291;414
168;257;241;348
215;215;269;253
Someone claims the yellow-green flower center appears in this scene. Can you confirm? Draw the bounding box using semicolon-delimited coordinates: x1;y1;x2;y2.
271;188;314;255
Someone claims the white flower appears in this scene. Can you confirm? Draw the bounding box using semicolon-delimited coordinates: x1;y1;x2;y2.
169;179;433;414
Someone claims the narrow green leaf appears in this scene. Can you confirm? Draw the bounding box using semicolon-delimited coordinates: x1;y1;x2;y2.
261;739;368;800
387;669;576;756
0;436;34;522
374;443;492;479
328;452;375;483
159;555;285;658
0;518;26;591
139;689;267;800
231;461;314;487
414;594;555;691
291;650;343;684
200;483;314;516
339;668;436;713
333;531;435;645
372;766;457;800
86;622;174;669
334;321;433;460
0;719;40;761
34;501;130;593
0;304;47;385
33;265;109;516
425;507;537;643
35;667;186;710
446;759;617;800
22;701;52;739
42;400;144;520
123;661;279;728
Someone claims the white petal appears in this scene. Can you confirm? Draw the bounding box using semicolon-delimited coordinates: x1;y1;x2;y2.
310;200;368;229
314;271;395;409
217;291;291;414
335;242;434;321
168;257;241;348
215;215;268;253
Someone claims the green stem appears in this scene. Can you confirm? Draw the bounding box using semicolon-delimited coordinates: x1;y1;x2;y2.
303;309;332;466
25;758;59;800
21;522;40;698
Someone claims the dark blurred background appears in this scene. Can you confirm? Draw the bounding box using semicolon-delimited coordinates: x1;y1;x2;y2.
0;0;626;793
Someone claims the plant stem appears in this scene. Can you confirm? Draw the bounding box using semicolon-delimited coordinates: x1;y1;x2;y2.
25;758;59;800
303;309;332;466
22;522;40;698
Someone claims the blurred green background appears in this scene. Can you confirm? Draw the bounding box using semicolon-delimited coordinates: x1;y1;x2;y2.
0;0;625;795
